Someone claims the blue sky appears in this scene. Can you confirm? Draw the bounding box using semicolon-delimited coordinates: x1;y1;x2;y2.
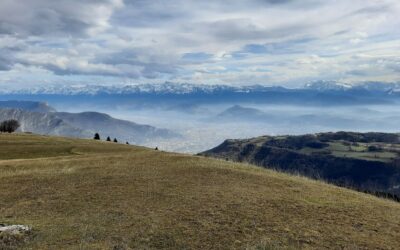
0;0;399;88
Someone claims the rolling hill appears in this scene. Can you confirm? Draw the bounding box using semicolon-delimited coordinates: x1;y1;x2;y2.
200;132;400;199
1;133;400;249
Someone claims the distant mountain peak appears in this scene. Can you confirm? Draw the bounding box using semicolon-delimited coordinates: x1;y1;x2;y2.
0;100;56;113
304;80;353;91
304;80;399;92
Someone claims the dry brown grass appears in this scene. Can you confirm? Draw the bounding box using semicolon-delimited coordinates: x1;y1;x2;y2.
1;133;400;249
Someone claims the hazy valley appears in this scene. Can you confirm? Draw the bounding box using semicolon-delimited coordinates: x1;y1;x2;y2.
2;82;400;153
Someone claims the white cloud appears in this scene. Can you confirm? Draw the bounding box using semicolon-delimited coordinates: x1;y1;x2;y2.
0;0;399;87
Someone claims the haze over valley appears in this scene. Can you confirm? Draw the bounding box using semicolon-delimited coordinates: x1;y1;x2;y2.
2;81;400;153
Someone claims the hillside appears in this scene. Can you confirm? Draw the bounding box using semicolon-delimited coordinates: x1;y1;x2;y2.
0;101;177;144
200;132;400;199
0;108;90;138
55;111;177;143
1;134;400;249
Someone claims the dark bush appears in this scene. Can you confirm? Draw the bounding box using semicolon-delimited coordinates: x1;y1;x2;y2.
94;133;100;140
0;119;20;133
368;145;382;152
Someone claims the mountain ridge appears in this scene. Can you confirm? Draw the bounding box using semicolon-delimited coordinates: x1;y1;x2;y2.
0;101;177;144
1;81;400;95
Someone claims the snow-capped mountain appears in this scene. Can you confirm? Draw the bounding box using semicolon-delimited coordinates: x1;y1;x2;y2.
304;80;400;92
0;100;56;113
1;81;399;96
304;80;353;91
0;82;241;95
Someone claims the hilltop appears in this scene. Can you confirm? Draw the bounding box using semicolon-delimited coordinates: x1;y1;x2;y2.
200;132;400;199
1;133;400;249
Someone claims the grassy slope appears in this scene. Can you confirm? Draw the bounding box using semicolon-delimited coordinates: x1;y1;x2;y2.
1;134;400;249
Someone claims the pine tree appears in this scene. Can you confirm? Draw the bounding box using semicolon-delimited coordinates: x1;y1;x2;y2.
113;138;118;143
94;133;100;140
126;142;129;145
106;136;111;141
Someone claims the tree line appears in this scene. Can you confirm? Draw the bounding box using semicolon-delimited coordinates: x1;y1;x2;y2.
94;133;127;144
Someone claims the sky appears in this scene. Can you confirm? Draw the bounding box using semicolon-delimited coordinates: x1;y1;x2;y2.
0;0;399;88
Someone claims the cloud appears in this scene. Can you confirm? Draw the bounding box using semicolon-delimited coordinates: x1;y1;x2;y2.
0;0;399;87
0;0;123;37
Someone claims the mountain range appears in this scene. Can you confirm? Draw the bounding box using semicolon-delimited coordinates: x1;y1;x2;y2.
0;101;176;144
2;81;400;95
1;81;399;110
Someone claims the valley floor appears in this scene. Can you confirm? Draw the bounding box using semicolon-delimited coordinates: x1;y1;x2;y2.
1;133;400;249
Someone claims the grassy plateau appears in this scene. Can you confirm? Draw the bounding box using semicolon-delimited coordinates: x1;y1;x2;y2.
1;133;400;249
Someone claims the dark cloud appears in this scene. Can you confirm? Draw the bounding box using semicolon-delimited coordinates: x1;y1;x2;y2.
0;0;122;37
0;45;23;71
92;49;179;79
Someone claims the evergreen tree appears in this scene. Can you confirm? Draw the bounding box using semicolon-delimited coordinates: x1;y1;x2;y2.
106;136;111;141
113;138;118;143
126;142;129;145
0;119;20;133
94;133;100;140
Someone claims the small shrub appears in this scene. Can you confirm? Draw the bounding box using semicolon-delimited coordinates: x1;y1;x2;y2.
94;133;100;140
367;145;381;152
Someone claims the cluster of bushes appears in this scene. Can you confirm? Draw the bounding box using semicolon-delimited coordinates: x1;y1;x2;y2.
263;135;329;150
317;131;400;143
0;119;20;133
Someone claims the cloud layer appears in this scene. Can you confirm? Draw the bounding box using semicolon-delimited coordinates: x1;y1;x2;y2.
0;0;399;87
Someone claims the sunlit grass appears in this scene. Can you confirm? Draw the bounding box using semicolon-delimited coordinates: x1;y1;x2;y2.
1;133;400;249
